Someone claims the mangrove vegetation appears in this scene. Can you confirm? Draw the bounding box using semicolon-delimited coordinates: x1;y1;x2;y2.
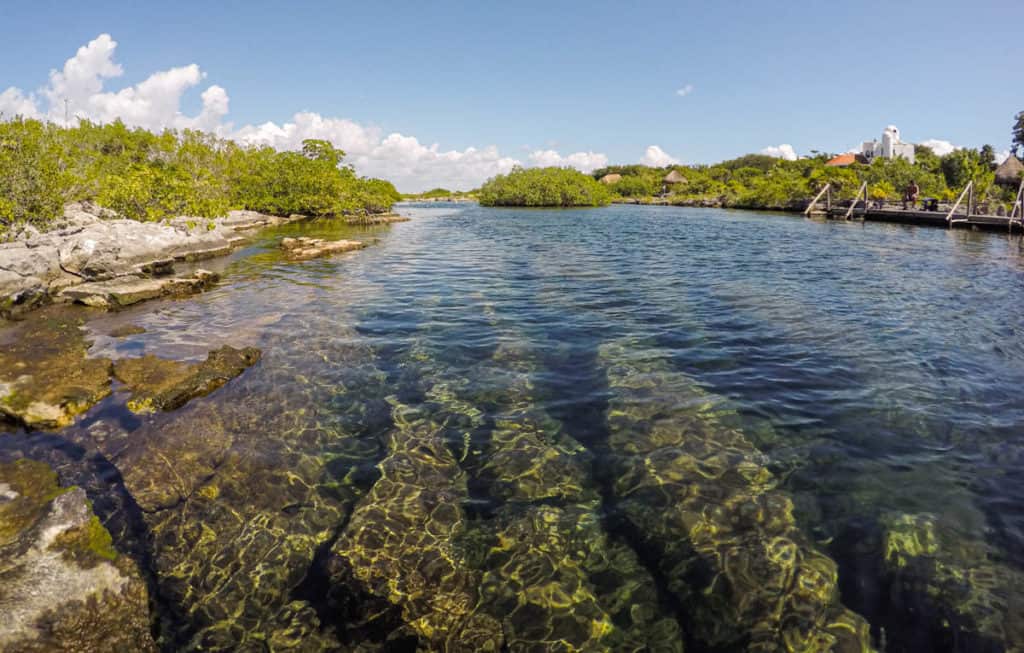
0;118;400;236
478;166;612;207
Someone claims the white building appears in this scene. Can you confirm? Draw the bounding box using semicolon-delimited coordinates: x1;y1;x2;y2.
861;125;915;164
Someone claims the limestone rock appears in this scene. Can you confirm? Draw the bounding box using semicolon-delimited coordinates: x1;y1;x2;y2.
280;236;367;260
0;459;155;652
113;345;261;414
58;269;219;309
0;314;113;430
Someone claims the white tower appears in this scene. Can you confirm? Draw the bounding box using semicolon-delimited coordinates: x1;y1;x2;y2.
881;125;900;159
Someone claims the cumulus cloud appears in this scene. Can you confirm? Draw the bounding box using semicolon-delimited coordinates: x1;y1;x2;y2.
639;145;679;167
675;84;694;97
994;149;1011;165
760;144;798;161
527;149;608;171
0;33;612;191
918;139;958;156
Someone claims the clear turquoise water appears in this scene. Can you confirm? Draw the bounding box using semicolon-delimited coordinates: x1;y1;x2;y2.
5;202;1024;651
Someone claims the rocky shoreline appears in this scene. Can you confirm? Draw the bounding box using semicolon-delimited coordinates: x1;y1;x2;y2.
0;204;412;318
0;203;305;318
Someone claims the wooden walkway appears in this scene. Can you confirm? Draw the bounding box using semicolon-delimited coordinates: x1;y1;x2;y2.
805;179;1024;233
810;206;1019;231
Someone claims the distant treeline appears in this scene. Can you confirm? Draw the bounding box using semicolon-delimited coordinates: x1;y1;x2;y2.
478;167;612;207
0;118;401;234
591;146;1019;211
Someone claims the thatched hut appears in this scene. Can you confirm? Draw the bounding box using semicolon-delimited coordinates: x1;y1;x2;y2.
663;170;687;185
599;173;622;185
995;155;1024;187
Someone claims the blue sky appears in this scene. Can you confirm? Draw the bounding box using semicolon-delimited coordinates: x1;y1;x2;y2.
1;0;1021;190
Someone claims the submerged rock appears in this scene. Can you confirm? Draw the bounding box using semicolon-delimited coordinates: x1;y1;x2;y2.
0;313;112;429
0;308;259;430
113;345;261;414
329;398;504;651
59;269;219;309
0;459;155;652
280;236;367;260
876;512;1024;651
598;339;873;652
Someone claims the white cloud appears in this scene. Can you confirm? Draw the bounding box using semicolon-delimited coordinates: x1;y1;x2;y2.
639;145;679;167
0;33;617;191
760;144;798;161
527;149;608;171
0;87;39;119
675;84;694;97
994;149;1011;165
919;139;958;156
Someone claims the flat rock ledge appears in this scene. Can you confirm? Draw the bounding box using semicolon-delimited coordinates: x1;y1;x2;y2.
58;269;219;309
346;212;411;225
0;459;156;652
0;312;261;429
0;203;305;317
280;236;367;260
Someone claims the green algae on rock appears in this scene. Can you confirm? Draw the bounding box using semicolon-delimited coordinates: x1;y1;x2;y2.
0;312;112;429
330;397;505;651
0;459;155;652
878;512;1024;652
598;339;874;653
113;345;261;413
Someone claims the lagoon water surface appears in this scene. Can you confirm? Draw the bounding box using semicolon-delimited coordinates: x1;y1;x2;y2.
4;202;1024;652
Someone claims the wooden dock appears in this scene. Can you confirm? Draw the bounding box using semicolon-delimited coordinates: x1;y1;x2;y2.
810;206;1018;231
805;179;1024;233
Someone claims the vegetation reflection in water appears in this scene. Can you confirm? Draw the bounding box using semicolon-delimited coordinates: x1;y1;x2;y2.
4;203;1024;652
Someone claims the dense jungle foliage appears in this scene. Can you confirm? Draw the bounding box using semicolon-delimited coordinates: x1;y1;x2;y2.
479;167;612;207
592;145;1020;211
0;118;400;234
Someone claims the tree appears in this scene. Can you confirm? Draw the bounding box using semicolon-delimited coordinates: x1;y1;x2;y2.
1014;111;1024;157
301;139;345;168
979;144;996;171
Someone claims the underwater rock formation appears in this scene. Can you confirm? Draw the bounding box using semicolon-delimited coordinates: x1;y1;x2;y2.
598;339;873;653
70;318;393;649
0;306;261;430
0;312;112;429
330;397;505;651
113;345;261;413
0;459;155;652
877;512;1024;652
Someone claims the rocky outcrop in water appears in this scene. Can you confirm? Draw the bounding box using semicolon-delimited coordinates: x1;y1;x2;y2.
0;202;303;317
0;459;155;652
0;313;113;429
59;269;219;309
113;346;261;413
280;236;367;260
0;308;260;430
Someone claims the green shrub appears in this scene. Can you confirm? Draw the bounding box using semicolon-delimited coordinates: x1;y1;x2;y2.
0;118;398;232
479;167;612;207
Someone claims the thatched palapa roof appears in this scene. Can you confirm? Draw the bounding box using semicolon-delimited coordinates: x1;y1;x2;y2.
599;173;622;184
663;170;686;184
995;155;1024;186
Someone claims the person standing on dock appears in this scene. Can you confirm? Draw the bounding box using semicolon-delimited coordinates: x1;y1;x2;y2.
903;180;920;209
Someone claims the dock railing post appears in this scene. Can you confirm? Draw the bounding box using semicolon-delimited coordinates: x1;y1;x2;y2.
946;180;973;226
1011;178;1024;233
844;181;868;220
805;183;831;217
